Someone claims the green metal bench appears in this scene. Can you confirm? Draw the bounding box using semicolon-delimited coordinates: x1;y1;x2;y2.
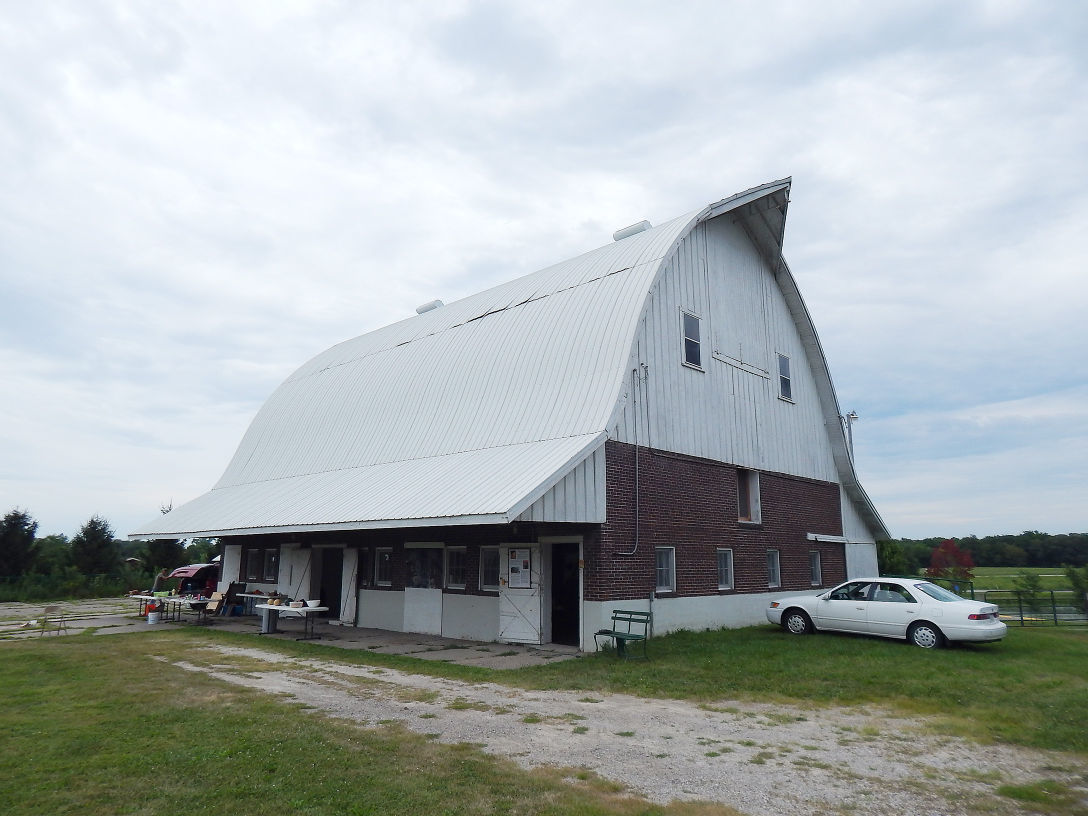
594;610;652;659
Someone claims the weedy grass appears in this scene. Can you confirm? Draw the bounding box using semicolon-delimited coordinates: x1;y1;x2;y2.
0;632;739;816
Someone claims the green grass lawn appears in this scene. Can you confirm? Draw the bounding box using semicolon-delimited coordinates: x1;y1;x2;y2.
2;623;1086;815
0;632;732;816
971;566;1074;591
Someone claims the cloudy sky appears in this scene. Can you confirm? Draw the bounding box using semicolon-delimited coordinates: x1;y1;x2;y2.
2;0;1085;542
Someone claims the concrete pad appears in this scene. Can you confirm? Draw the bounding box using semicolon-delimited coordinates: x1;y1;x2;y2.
409;647;490;662
469;653;560;669
0;598;582;667
368;642;444;655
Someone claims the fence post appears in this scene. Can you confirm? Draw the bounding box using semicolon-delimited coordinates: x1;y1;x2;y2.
1016;591;1024;626
1050;590;1058;626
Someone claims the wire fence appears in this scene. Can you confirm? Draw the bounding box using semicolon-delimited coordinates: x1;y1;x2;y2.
979;589;1088;627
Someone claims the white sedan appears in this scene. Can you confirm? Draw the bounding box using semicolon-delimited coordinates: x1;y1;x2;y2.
766;577;1007;648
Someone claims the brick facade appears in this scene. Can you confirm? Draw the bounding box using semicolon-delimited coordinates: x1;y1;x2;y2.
585;439;844;602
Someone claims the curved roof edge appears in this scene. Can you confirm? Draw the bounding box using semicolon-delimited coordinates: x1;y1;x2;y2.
775;258;891;540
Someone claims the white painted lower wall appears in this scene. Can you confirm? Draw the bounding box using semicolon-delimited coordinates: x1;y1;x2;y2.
367;586;831;651
582;590;800;649
441;594;500;641
219;545;242;593
356;589;405;631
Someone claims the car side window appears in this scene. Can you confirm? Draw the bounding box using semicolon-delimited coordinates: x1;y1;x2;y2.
829;582;871;601
876;583;915;603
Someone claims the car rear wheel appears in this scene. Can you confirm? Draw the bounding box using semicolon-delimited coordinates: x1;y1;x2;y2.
908;622;944;649
783;609;813;635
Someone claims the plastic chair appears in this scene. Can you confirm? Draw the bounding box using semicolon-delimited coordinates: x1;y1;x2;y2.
39;605;69;636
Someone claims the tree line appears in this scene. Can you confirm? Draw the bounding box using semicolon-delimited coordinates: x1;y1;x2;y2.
878;531;1087;576
0;508;218;602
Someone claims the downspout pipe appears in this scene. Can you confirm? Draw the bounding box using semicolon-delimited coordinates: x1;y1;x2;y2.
616;365;643;557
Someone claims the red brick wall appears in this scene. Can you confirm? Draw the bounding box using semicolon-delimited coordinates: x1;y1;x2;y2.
585;439;844;602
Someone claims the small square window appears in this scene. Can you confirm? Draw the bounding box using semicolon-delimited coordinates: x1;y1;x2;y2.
241;546;279;583
777;353;792;401
682;311;702;368
480;547;500;591
810;551;822;586
655;547;676;593
767;549;781;588
445;547;466;589
737;469;761;524
375;548;392;587
716;548;734;590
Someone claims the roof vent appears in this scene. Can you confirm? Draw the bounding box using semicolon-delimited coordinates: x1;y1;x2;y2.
415;299;444;315
613;220;652;242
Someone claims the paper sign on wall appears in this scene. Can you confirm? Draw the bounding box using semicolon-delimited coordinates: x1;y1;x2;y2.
507;549;531;588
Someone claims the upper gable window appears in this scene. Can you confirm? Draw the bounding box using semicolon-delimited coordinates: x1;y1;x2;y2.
777;353;792;401
682;311;702;369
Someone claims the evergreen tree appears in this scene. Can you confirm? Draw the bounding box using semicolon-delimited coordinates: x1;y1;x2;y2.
876;540;908;575
0;508;39;577
70;516;120;575
147;539;186;571
33;534;71;575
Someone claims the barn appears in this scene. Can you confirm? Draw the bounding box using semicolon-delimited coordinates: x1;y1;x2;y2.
130;177;889;650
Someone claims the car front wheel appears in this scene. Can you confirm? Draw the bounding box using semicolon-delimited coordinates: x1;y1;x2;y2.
783;609;813;635
908;622;944;649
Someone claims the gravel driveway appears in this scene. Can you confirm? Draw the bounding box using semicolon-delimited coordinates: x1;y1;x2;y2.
174;644;1087;816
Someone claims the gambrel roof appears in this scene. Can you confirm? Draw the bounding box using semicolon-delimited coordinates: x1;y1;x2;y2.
131;179;887;540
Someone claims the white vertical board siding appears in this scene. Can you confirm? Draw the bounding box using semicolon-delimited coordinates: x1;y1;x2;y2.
516;444;606;523
840;485;876;543
614;215;838;482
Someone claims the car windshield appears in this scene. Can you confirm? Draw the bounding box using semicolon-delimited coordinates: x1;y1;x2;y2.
913;582;964;602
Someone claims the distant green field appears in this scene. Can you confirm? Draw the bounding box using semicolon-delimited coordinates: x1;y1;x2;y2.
970;566;1072;591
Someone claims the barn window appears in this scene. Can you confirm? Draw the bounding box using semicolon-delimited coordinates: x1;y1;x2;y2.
810;551;822;586
241;546;279;583
445;547;466;589
655;547;676;593
767;549;781;588
480;547;500;591
681;311;702;368
717;548;734;590
737;469;761;524
777;353;792;401
375;548;392;586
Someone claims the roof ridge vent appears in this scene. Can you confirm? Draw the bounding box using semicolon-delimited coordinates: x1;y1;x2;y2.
415;299;444;315
612;220;652;242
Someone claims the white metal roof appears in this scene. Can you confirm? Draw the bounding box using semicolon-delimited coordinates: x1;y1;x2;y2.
131;178;885;540
131;204;703;538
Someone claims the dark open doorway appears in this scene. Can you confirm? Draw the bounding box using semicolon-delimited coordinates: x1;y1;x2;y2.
550;542;579;646
319;548;343;618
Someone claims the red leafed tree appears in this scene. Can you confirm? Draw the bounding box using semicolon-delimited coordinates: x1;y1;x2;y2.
925;539;975;583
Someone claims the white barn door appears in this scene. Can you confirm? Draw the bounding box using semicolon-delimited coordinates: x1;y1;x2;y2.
499;546;541;644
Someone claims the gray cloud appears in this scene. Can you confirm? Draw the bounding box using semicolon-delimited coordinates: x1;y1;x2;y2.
1;0;1084;539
